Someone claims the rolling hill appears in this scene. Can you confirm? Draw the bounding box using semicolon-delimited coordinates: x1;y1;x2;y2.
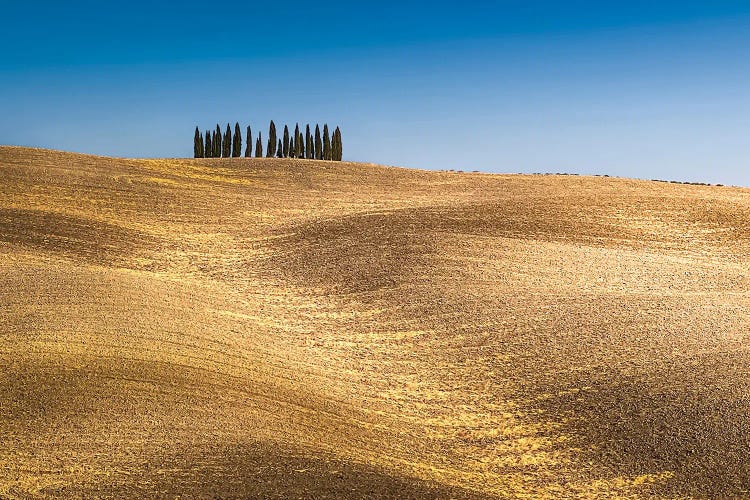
2;146;750;498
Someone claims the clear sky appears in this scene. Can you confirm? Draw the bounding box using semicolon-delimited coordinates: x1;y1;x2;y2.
2;1;750;185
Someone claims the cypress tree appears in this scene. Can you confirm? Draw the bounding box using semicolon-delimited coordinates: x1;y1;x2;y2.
245;126;252;157
205;131;212;158
232;122;242;157
331;128;337;161
282;125;290;157
224;123;234;158
305;125;313;159
194;127;200;158
333;127;342;161
277;139;283;158
294;123;302;158
255;133;263;157
215;125;222;157
296;128;300;157
289;133;295;158
340;128;344;161
223;123;231;157
268;120;277;157
314;125;322;160
199;133;205;158
323;124;331;160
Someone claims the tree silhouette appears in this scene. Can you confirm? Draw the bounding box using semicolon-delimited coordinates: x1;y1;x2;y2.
214;125;222;157
255;132;263;157
223;123;231;157
232;122;242;157
268;120;277;157
293;123;302;158
277;139;283;158
314;124;322;160
323;124;331;160
205;130;212;158
305;124;313;159
194;127;202;158
245;126;252;157
333;126;343;161
282;125;290;158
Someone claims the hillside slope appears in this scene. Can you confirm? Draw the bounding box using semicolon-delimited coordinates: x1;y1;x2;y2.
2;146;750;498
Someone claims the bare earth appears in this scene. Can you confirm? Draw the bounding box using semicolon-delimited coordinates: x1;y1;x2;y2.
2;146;750;498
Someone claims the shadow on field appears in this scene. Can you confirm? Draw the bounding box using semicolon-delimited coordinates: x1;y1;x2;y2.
67;442;486;499
0;208;158;264
265;202;635;294
531;352;750;497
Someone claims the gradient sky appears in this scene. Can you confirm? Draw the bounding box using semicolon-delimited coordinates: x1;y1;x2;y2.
2;1;750;185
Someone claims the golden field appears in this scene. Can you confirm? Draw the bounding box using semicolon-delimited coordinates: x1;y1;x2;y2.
2;146;750;498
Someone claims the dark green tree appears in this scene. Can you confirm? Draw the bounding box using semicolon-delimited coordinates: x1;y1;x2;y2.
323;124;331;160
305;125;313;159
333;126;342;161
205;131;212;158
268;120;277;157
215;125;222;157
314;124;322;160
294;123;302;158
292;123;301;158
255;132;263;157
232;122;242;157
194;127;202;158
277;139;283;158
245;126;252;157
330;127;337;161
282;125;290;157
223;123;232;157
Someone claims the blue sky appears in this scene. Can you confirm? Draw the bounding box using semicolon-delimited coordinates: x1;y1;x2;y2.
2;1;750;185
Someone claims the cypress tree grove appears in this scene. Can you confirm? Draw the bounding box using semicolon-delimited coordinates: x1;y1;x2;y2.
215;125;222;157
294;124;302;158
305;125;313;159
194;121;340;161
245;126;252;157
323;124;331;160
223;123;232;158
232;122;242;157
314;125;322;160
268;120;277;157
282;125;290;158
255;133;263;157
